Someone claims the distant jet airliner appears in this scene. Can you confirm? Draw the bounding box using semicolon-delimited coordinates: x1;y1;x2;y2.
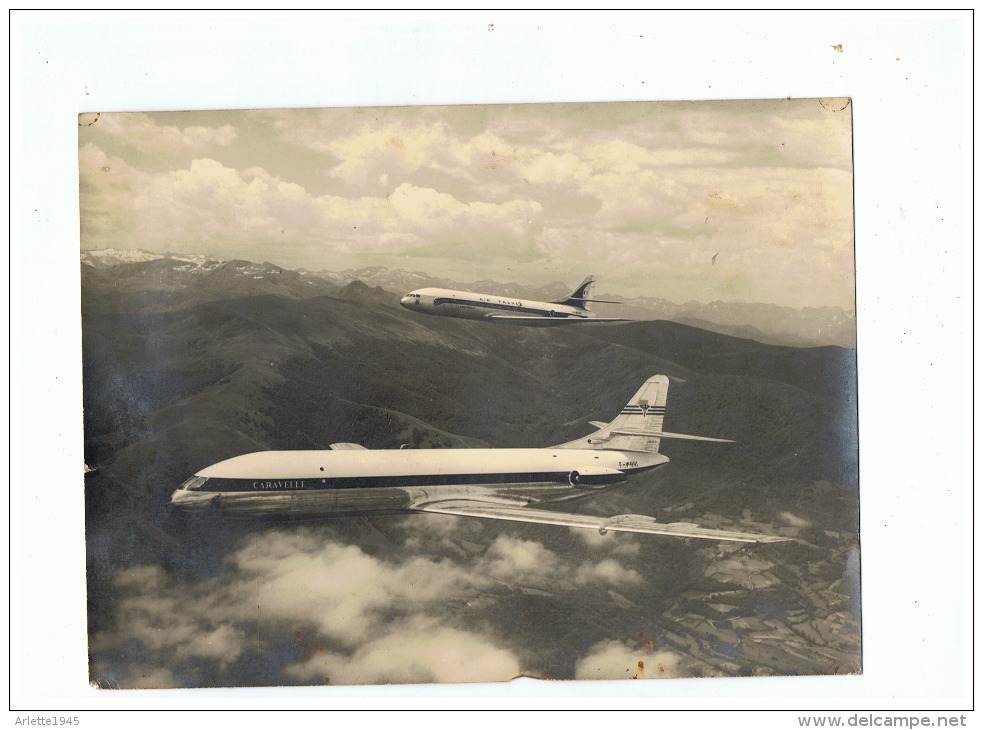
172;375;785;543
399;275;628;326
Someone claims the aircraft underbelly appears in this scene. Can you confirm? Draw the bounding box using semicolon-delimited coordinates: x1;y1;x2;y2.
172;482;575;517
433;302;579;322
174;486;411;516
436;303;486;320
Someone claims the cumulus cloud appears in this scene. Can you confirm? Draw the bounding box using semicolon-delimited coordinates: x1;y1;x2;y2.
663;101;853;172
283;616;521;685
285;114;534;194
483;535;561;581
89;531;504;687
574;559;643;586
79;102;855;308
78;143;148;246
319;120;455;185
96;112;237;151
89;564;250;677
80;142;547;266
89;523;652;688
386;182;545;258
222;532;488;647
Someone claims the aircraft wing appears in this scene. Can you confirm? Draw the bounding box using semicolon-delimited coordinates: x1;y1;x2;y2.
412;499;788;543
485;315;630;326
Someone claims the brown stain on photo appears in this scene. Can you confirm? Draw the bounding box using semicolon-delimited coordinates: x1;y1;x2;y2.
706;191;739;211
819;98;852;113
831;43;843;53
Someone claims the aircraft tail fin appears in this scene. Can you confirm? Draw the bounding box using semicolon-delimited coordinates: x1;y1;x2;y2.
551;276;598;311
555;375;733;453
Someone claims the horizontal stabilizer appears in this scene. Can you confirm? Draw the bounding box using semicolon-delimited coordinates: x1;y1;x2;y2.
555;297;622;305
554;374;670;452
329;442;368;450
413;499;787;543
609;429;735;443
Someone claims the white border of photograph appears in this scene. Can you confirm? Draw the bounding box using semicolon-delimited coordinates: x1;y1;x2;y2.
10;9;973;720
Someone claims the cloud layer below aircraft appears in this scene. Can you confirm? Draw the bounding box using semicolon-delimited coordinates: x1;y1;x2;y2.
90;518;680;688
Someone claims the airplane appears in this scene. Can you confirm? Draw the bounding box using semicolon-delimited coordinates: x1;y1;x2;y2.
171;375;786;543
399;275;629;326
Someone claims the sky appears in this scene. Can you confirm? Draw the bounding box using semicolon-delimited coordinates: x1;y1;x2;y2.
78;99;856;309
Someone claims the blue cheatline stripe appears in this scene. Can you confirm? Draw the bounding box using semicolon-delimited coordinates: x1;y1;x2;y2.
184;467;651;494
433;297;580;318
196;472;569;493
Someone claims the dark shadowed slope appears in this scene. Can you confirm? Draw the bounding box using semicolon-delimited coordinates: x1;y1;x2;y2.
83;286;857;552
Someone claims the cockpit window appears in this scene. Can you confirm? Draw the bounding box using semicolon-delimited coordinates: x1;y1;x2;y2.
181;476;209;491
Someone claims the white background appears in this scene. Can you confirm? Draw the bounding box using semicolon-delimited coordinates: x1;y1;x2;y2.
9;10;974;720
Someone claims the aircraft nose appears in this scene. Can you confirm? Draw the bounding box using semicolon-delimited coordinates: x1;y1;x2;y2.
400;295;413;308
170;486;211;511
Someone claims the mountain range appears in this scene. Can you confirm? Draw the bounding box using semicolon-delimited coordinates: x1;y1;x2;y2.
81;248;856;347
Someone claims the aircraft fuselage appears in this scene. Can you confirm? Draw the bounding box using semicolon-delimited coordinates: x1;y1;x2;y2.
400;287;590;322
171;447;669;517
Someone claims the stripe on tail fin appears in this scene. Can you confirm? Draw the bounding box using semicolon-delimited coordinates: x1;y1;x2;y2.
555;375;734;453
556;375;670;453
608;374;669;452
550;276;596;311
550;275;622;311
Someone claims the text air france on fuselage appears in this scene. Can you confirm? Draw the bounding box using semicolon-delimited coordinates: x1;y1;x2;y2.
400;275;628;326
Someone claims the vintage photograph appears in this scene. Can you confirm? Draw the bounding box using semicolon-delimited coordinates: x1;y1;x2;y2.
80;100;860;688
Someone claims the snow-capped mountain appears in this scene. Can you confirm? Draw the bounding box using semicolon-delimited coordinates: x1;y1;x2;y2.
80;247;217;270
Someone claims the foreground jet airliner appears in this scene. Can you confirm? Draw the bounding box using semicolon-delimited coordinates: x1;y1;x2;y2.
399;275;628;326
171;376;786;543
